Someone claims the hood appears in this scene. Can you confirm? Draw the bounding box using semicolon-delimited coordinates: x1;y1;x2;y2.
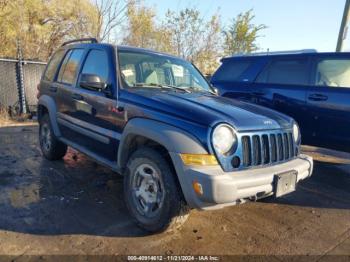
124;89;293;132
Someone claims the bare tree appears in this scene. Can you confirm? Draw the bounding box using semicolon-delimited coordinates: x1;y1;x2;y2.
164;8;222;74
94;0;130;42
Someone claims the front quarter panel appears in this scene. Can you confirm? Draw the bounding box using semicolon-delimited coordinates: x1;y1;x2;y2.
117;118;208;169
37;94;60;137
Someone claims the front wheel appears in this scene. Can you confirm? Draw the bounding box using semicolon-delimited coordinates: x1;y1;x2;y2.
124;147;189;233
39;114;67;160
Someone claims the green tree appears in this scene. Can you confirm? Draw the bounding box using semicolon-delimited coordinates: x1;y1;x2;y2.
223;9;267;55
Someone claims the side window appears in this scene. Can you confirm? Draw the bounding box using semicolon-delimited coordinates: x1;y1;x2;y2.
213;60;252;82
43;49;65;81
315;59;350;88
256;58;309;85
121;64;137;85
57;49;84;85
81;49;109;82
140;62;170;85
172;64;202;88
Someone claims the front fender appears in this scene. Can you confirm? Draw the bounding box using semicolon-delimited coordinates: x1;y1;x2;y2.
117;118;208;169
117;118;210;206
37;95;60;137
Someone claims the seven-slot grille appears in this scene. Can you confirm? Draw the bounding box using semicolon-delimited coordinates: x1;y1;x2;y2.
241;132;295;167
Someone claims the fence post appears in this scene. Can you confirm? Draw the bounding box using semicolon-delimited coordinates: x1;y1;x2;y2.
16;39;27;114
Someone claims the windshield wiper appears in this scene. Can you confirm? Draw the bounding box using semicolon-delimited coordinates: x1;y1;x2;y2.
133;83;191;93
180;85;217;95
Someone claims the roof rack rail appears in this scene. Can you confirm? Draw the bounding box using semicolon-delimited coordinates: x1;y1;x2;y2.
61;38;98;47
231;49;317;57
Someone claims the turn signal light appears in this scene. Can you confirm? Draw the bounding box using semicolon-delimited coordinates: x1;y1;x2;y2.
192;181;203;195
180;154;218;166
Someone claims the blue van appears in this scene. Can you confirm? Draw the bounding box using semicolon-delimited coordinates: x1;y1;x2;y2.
211;50;350;153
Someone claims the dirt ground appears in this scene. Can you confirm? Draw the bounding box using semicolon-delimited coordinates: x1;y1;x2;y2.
0;124;349;259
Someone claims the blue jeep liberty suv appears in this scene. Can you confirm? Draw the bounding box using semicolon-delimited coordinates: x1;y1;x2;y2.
37;38;313;232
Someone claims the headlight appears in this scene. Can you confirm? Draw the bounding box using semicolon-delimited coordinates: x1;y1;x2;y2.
293;123;300;143
212;124;237;155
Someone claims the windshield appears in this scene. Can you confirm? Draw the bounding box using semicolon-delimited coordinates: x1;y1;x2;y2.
118;50;212;93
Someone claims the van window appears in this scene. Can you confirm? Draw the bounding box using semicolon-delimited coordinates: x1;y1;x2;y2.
57;49;84;85
81;50;109;82
256;58;309;85
315;59;350;88
43;50;65;81
213;60;252;82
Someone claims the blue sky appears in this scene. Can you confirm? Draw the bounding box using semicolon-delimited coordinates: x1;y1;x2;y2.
144;0;346;52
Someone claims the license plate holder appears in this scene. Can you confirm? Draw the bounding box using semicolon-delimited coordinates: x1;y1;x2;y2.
275;170;297;197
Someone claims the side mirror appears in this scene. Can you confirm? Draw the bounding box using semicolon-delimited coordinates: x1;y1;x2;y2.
79;73;107;91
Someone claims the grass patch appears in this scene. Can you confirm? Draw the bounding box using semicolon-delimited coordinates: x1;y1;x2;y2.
0;107;12;126
0;107;36;127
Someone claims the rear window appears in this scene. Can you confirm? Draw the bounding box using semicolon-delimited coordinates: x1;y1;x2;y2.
81;49;109;82
213;59;252;82
42;50;65;81
315;59;350;88
57;49;84;85
256;58;309;85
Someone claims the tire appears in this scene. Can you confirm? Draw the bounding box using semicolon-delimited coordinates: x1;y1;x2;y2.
39;114;67;160
124;147;189;233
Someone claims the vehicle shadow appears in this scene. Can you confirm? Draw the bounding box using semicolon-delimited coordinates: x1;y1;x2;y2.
261;158;350;210
0;124;147;237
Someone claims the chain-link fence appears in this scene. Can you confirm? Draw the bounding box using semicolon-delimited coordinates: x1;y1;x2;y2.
0;58;46;115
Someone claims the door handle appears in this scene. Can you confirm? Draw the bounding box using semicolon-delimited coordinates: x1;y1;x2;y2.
308;93;328;101
71;93;84;100
49;86;57;92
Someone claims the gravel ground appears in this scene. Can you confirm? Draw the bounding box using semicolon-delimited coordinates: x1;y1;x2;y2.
0;124;349;260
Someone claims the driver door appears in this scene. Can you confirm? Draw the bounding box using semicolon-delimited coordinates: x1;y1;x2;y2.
69;47;125;161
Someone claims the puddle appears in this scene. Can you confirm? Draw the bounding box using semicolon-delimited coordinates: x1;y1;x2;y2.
9;183;40;208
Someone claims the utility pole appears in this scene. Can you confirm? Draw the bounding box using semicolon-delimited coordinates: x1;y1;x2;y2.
336;0;350;52
16;39;27;115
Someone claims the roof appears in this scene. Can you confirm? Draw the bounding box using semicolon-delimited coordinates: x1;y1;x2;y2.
59;41;186;61
116;45;186;60
221;51;350;62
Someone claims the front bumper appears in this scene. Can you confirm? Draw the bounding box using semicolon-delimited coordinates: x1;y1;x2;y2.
171;153;313;210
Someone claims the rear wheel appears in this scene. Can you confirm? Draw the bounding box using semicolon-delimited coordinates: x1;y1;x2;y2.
39;114;67;160
124;147;189;233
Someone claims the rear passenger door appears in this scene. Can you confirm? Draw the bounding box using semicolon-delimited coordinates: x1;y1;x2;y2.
55;48;86;138
252;57;312;139
306;55;350;151
40;49;66;104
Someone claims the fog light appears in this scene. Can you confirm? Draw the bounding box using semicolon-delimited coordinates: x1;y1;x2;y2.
231;156;240;168
180;154;218;166
192;181;203;195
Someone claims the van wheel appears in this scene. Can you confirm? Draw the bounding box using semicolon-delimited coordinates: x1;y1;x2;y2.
124;147;189;233
39;114;67;160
